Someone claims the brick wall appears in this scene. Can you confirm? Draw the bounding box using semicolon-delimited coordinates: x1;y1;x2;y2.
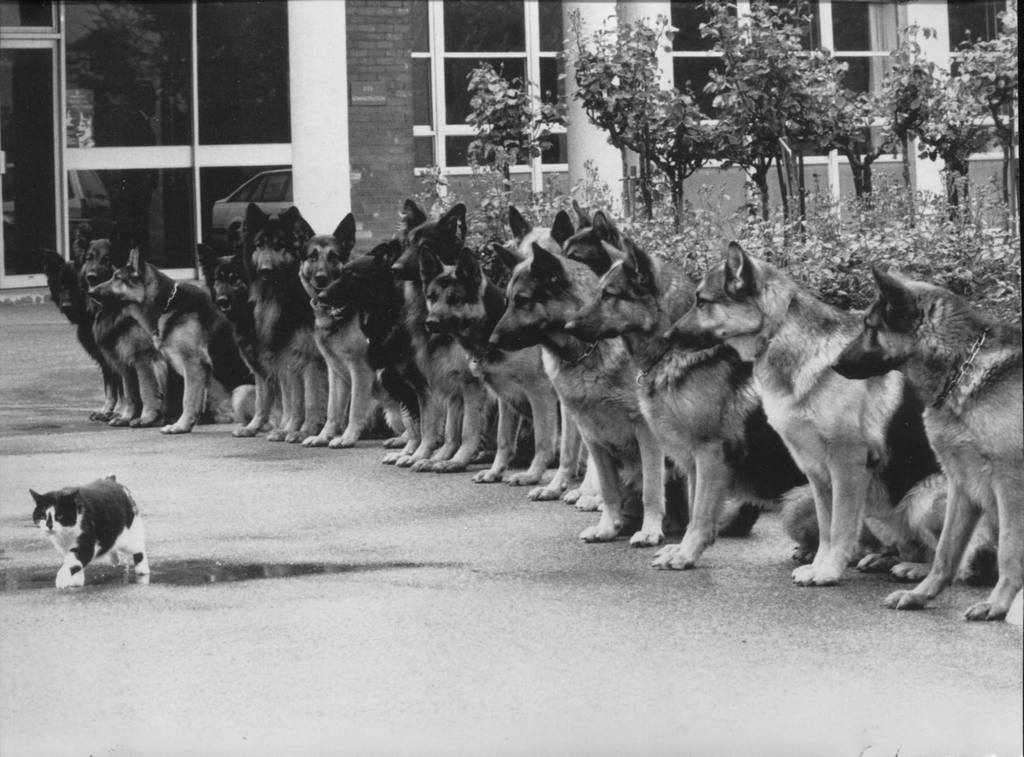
346;0;416;245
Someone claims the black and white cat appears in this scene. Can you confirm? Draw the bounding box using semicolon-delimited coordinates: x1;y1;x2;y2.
30;475;150;588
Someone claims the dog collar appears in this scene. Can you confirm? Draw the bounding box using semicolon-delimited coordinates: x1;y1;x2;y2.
562;340;598;368
933;329;988;409
636;345;672;384
162;283;179;313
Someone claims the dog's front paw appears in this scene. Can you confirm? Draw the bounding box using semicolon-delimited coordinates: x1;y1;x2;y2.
792;564;840;586
55;566;85;589
160;423;192;434
562;486;582;505
504;470;543;487
856;552;899;573
233;425;258;438
302;434;329;447
90;410;114;422
331;431;360;448
528;484;563;501
963;601;1007;622
381;434;407;449
381;451;401;465
410;458;435;472
629;529;664;548
890;562;930;583
109;416;132;427
431;459;468;474
579;521;619;543
472;469;504;484
573;494;602;512
393;454;417;468
651;544;695;570
884;589;929;611
132;413;163;428
284;431;305;443
266;429;288;442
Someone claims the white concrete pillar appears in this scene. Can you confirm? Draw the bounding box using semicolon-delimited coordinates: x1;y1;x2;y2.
563;0;623;213
905;0;952;196
287;0;351;233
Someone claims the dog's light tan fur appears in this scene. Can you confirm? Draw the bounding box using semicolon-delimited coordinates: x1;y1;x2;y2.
673;248;945;585
861;273;1023;620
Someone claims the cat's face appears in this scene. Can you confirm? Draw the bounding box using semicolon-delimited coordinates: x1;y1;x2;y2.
30;488;80;536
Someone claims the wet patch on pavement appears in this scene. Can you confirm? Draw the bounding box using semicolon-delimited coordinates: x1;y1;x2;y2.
0;559;460;592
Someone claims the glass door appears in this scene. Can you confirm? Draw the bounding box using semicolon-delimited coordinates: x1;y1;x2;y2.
0;40;59;287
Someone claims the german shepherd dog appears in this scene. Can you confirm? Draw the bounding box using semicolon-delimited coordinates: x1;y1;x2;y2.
296;214;381;448
421;244;559;485
490;214;669;547
390;200;494;472
88;249;253;434
317;240;422;458
243;203;328;443
565;234;809;569
197;243;268;433
834;269;1021;620
42;248;122;421
668;244;946;585
78;232;167;428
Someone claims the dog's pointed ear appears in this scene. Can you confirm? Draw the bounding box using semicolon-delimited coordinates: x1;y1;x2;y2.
489;241;522;273
550;210;574;247
244;203;270;234
334;214;357;259
419;246;444;286
456;247;483;292
196;244;218;292
530;242;563;286
591;211;621;245
438;203;467;246
369;239;403;269
872;267;917;319
400;199;427;234
508;206;532;242
724;242;757;297
127;248;140;272
281;206;315;247
624;240;656;294
41;250;66;279
572;199;592;229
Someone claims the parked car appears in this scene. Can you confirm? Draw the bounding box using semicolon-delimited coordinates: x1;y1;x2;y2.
209;168;292;252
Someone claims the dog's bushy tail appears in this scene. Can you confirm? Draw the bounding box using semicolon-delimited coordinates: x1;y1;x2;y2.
781;485;817;564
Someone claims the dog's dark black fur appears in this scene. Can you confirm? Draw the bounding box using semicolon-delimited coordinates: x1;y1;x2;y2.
318;240;423;425
197;243;262;379
42;249;121;421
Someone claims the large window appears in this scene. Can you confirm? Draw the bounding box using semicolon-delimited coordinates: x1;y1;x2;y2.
63;1;291;271
412;0;565;184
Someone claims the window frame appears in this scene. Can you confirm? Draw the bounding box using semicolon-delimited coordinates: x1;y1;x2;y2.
414;0;566;192
59;1;292;280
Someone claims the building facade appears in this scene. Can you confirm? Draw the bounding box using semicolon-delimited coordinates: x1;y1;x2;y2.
0;0;1012;289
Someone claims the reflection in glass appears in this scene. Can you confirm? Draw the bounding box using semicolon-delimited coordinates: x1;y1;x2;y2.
411;0;429;52
65;2;191;148
538;0;564;52
831;2;897;53
414;137;435;168
413;58;433;127
948;0;1003;48
201;166;291;253
71;169;193;268
0;1;53;27
671;1;717;52
2;49;56;275
197;1;290;145
443;0;524;52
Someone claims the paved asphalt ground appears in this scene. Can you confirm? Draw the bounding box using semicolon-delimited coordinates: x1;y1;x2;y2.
0;304;1021;757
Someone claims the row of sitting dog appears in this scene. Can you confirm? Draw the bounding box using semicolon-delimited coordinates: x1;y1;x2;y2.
42;199;1021;621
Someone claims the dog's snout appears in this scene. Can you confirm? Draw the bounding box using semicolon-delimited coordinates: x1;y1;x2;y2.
258;268;274;281
84;273;100;287
424;319;440;334
215;296;231;311
313;274;329;288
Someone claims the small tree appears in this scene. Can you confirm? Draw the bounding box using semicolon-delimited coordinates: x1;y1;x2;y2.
568;11;713;226
953;3;1019;227
465;62;563;191
701;0;841;222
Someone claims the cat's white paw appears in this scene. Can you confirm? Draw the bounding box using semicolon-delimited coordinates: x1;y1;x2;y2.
55;565;85;589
